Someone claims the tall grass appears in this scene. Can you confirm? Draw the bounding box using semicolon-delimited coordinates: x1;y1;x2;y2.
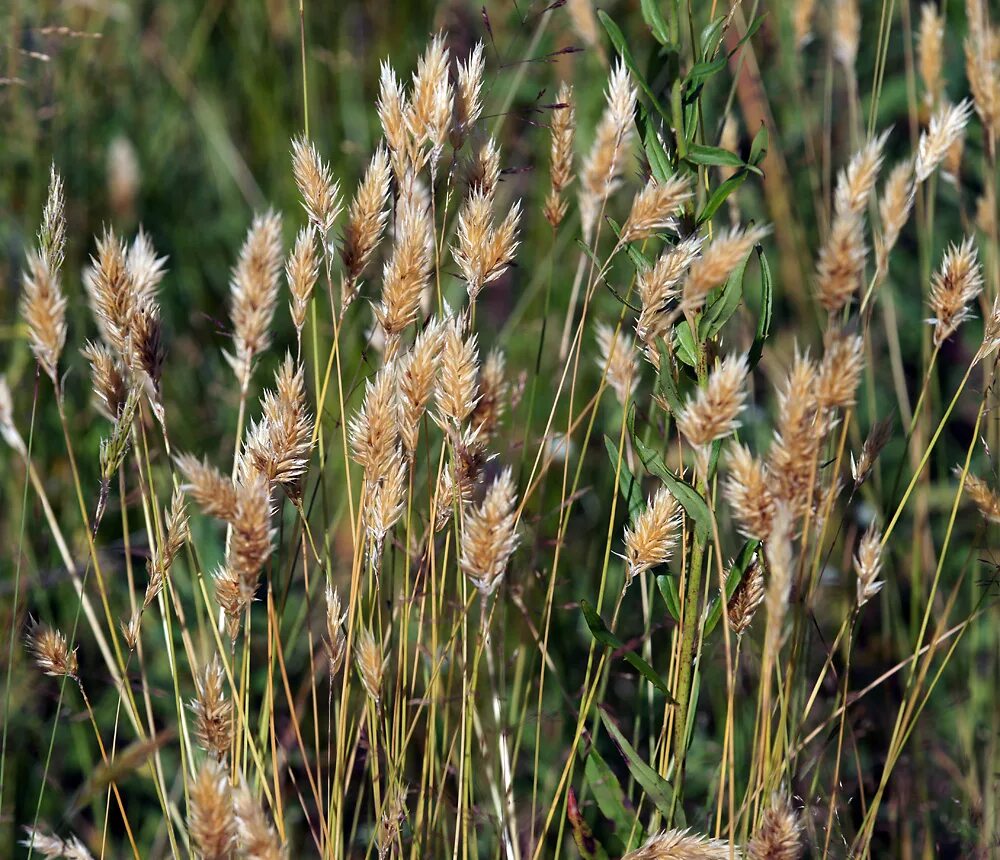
2;1;999;857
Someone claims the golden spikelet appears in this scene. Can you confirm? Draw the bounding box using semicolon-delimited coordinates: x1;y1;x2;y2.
915;99;973;183
398;319;445;457
620;176;692;243
725;444;776;540
470;346;508;440
81;340;127;421
835;131;889;217
963;473;1000;522
621;828;733;859
854;524;884;608
342;146;392;298
918;3;945;111
452;41;485;147
767;350;820;518
226;472;275;608
21;827;94;860
636;236;702;354
177;453;239;522
815;332;863;410
142;487;189;608
965;1;1000;137
682;225;769;313
623;485;681;588
466;137;502;198
793;0;817;48
976;295;1000;366
406;33;452;169
728;558;765;636
436;319;479;425
815;211;866;314
234;780;285;860
453;189;521;300
928;237;983;347
365;447;407;552
189;656;232;759
188;758;237;860
677;353;749;475
356;627;387;705
27;622;78;678
291;135;341;237
460;466;519;596
594;322;638;407
325;585;347;678
747;794;803;860
851;417;893;487
227;210;284;385
832;0;860;69
349;363;401;480
378;60;412;174
875;159;915;280
764;504;795;660
286;226;319;334
545;82;576;228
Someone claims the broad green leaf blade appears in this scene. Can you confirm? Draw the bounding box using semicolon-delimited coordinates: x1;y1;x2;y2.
605;435;645;521
683;143;745;170
598;11;670;121
673;320;698;367
699;248;751;340
748;245;772;369
656;574;681;622
640;0;673;47
585;748;644;850
697;170;748;224
653;340;683;415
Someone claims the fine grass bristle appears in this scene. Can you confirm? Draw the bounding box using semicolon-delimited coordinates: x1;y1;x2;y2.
621;828;733;859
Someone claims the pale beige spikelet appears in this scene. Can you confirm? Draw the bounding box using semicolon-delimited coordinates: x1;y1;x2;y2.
325;585;347;677
453;189;521;300
594;322;638;407
793;0;817;48
965;1;1000;138
177;453;239;522
213;567;244;641
815;211;866;313
378;60;412;174
976;296;1000;365
342;145;392;296
291;135;341;237
566;0;601;52
398;319;445;457
620;176;692;243
727;558;765;636
747;794;803;860
832;0;860;69
21;255;67;385
682;225;769;313
226;472;275;608
466;137;502;198
435;425;488;530
764;503;795;659
623;485;681;588
963;473;1000;522
234;781;285;860
875;159;915;280
545;82;576;228
127;229;169;306
0;376;26;457
138;487;189;621
189;656;232;759
81;340;127;421
854;524;884;608
815;332;864;410
636;236;702;352
85;227;133;355
928;237;983;347
375;781;408;860
27;622;78;678
188;758;237;860
851;417;893;487
976;186;996;236
835;131;890;217
349;363;401;479
915;100;974;183
21;827;94;860
227;210;284;385
406;33;453;168
621;827;733;859
460;467;519;596
287;226;319;333
452;40;485;146
918;3;945;111
767;350;820;518
365;447;407;552
356;627;387;705
677;353;750;475
436;319;479;425
470;346;508;439
580;60;637;239
725;444;776;540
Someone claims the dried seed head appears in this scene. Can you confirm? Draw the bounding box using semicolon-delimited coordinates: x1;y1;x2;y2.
407;33;453;168
835;131;890;217
815;332;864;410
378;61;412;175
623;485;681;588
342;146;392;291
963;472;1000;522
291;135;341;237
727;558;766;636
815;212;866;314
148;487;189;593
453;189;521;300
918;3;945;111
915;100;973;183
470;347;508;440
356;627;386;705
21;827;93;860
226;472;275;607
436;319;479;425
21;250;67;385
188;758;237;860
621;828;732;859
976;296;1000;366
965;2;1000;137
928;237;983;347
325;585;347;678
189;656;232;759
768;350;821;518
832;0;860;69
349;364;401;480
234;780;285;860
854;524;884;608
460;467;519;596
677;353;749;475
82;340;127;421
27;622;78;678
0;376;26;456
764;504;795;660
683;225;769;313
545;82;576;228
595;322;638;407
725;444;776;540
227;210;284;385
466;137;502;198
747;794;803;860
398;319;445;457
875;159;915;280
794;0;817;47
287;226;319;333
452;41;485;146
620;176;692;243
177;453;239;522
636;237;703;352
376;781;408;860
365;447;407;554
851;417;893;486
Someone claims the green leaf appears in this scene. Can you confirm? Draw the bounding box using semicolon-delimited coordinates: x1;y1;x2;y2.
656;573;681;622
703;539;761;637
684;56;727;91
748;122;769;166
697;169;748;224
640;0;673;47
581;601;676;701
673;320;698;367
598;11;670;121
683;143;746;170
585;749;644;850
643;114;674;181
699;248;750;340
748;245;772;369
653;340;683;415
605;436;645;522
699;15;726;60
607;216;656;274
600;711;685;826
727;13;766;59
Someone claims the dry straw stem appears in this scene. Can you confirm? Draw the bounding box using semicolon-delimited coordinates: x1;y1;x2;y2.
854;524;884;608
682;225;769;313
927;237;983;347
594;322;638;407
544;81;576;228
227;210;284;385
725;444;776;540
286;226;319;333
746;793;802;860
623;485;681;588
918;3;944;110
453;188;521;300
677;353;749;475
21;826;94;860
915;99;973;183
291;135;341;237
962;473;1000;522
188;758;237;860
460;466;519;596
189;656;233;759
27;622;78;678
620;176;692;243
234;780;285;859
621;828;735;859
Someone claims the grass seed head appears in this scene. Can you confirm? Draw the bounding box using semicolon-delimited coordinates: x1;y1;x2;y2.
188;758;237;860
